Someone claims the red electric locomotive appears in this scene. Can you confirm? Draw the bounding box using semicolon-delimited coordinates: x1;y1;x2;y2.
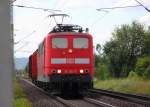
29;24;94;94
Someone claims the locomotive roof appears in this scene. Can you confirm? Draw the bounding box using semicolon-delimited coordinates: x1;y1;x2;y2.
49;24;89;33
48;32;92;38
49;32;89;35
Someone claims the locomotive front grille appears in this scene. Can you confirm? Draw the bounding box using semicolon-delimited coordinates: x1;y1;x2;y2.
49;74;93;91
51;58;90;64
50;74;92;83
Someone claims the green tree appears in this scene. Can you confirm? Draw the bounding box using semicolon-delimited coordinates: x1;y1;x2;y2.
95;44;108;67
135;56;150;79
103;21;145;77
94;53;100;67
94;43;110;79
96;44;101;55
143;26;150;55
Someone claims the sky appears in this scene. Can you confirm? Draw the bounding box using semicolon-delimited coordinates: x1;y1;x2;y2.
13;0;150;58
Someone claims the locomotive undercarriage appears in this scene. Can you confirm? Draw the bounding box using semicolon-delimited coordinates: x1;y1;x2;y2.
33;74;93;95
50;74;93;95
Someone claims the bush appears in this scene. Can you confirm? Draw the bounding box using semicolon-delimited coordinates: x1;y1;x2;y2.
95;63;110;80
135;56;150;79
128;71;139;80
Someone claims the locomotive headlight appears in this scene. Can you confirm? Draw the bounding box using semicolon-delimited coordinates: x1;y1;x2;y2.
57;69;61;74
68;49;72;53
80;69;84;74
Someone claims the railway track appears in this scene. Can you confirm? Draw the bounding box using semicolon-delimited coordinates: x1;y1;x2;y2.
20;78;76;107
19;78;116;107
89;88;150;107
63;97;116;107
19;77;150;107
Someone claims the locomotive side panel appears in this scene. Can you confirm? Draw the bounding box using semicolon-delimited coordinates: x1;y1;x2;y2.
37;40;49;82
28;55;32;78
31;50;38;80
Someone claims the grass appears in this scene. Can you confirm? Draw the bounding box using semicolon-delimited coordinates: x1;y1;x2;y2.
94;77;150;95
13;79;32;107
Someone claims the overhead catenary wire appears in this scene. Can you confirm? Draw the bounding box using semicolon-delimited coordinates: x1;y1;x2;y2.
13;5;61;12
11;0;17;3
17;50;33;53
13;1;64;55
14;14;51;45
14;31;36;45
96;4;142;11
93;4;148;27
14;42;29;53
91;12;110;27
135;0;150;13
55;0;68;10
13;4;61;46
14;41;38;53
14;14;54;54
10;0;17;4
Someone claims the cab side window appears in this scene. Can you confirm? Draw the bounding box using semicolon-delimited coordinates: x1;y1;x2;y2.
39;42;44;54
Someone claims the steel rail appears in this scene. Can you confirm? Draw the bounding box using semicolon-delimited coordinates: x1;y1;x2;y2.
20;78;117;107
20;78;77;107
84;97;116;107
89;89;150;106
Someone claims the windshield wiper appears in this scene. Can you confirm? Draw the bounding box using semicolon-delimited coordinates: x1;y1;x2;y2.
54;44;61;49
80;44;87;50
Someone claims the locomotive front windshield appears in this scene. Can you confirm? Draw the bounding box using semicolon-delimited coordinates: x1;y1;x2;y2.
52;37;88;49
73;38;88;48
52;38;67;48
